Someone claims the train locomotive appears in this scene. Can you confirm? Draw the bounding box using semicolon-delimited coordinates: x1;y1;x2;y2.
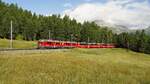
38;40;115;49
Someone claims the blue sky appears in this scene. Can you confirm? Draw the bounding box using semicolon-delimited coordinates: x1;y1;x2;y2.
2;0;149;15
2;0;106;15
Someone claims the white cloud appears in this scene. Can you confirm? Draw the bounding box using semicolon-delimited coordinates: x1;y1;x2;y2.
63;0;150;29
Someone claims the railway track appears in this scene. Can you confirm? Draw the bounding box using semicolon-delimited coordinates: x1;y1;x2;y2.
0;48;61;51
0;48;70;55
0;48;38;51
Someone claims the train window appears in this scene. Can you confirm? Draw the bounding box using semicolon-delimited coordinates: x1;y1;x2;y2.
80;42;87;45
56;42;60;45
48;42;53;45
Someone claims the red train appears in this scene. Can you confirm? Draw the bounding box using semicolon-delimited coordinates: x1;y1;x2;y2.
38;40;115;49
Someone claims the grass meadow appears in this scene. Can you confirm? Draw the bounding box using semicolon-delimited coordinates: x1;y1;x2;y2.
0;39;37;49
0;48;150;84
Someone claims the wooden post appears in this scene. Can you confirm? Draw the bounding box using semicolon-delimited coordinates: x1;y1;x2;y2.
10;20;13;49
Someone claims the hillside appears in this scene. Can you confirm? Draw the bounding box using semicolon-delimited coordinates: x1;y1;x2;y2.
0;39;37;49
0;0;150;54
94;20;130;34
0;49;150;84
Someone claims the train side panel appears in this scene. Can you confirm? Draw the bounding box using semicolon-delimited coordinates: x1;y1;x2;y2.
38;40;115;49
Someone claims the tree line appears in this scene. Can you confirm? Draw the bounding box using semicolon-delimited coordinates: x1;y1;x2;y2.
116;30;150;54
0;1;114;43
0;1;150;54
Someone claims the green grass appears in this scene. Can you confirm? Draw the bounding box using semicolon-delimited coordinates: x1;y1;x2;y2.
0;48;150;84
0;39;37;49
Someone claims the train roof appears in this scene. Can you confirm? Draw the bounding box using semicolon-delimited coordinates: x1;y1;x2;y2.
38;39;115;45
39;39;78;43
